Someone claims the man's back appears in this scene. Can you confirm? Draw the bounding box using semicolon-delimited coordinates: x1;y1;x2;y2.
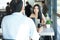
1;12;39;40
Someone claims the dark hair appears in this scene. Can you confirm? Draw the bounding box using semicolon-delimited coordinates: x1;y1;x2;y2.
15;0;20;4
10;0;23;13
7;2;9;5
33;4;42;23
15;1;23;12
41;1;45;3
26;1;29;4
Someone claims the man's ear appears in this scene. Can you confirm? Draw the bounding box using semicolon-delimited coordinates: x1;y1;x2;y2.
21;0;25;14
21;4;25;14
21;3;24;10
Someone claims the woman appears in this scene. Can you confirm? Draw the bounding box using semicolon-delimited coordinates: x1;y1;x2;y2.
30;4;46;32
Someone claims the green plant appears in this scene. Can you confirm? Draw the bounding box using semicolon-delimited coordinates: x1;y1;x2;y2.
46;20;51;24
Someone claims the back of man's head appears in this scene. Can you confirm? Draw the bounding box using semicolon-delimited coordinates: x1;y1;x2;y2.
11;0;23;13
15;1;23;12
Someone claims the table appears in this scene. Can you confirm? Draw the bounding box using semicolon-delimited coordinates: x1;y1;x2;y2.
39;27;55;40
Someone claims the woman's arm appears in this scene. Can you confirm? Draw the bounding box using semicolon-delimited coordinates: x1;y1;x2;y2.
41;13;46;24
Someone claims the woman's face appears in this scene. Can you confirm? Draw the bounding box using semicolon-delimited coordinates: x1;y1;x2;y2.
34;6;39;14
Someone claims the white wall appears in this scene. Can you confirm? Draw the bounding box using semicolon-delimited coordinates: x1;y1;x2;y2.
27;0;42;7
26;0;48;7
0;0;11;9
28;0;35;6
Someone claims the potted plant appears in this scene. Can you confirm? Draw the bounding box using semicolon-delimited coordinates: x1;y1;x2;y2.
46;14;51;28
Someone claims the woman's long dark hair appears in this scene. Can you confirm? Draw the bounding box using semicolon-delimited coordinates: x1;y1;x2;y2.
33;4;42;23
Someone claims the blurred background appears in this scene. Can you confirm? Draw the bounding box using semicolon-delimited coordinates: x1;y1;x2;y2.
0;0;59;40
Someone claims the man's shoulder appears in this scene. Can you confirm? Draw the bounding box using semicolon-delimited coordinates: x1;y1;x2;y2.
25;17;33;23
3;15;12;20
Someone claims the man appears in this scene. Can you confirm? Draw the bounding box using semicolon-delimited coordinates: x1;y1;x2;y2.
6;2;11;15
1;0;40;40
41;1;48;17
25;1;32;17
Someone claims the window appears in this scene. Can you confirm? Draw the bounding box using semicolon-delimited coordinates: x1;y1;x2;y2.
57;0;60;14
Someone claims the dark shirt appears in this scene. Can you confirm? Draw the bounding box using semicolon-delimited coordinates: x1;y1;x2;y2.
42;4;48;16
25;4;32;17
6;6;10;12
